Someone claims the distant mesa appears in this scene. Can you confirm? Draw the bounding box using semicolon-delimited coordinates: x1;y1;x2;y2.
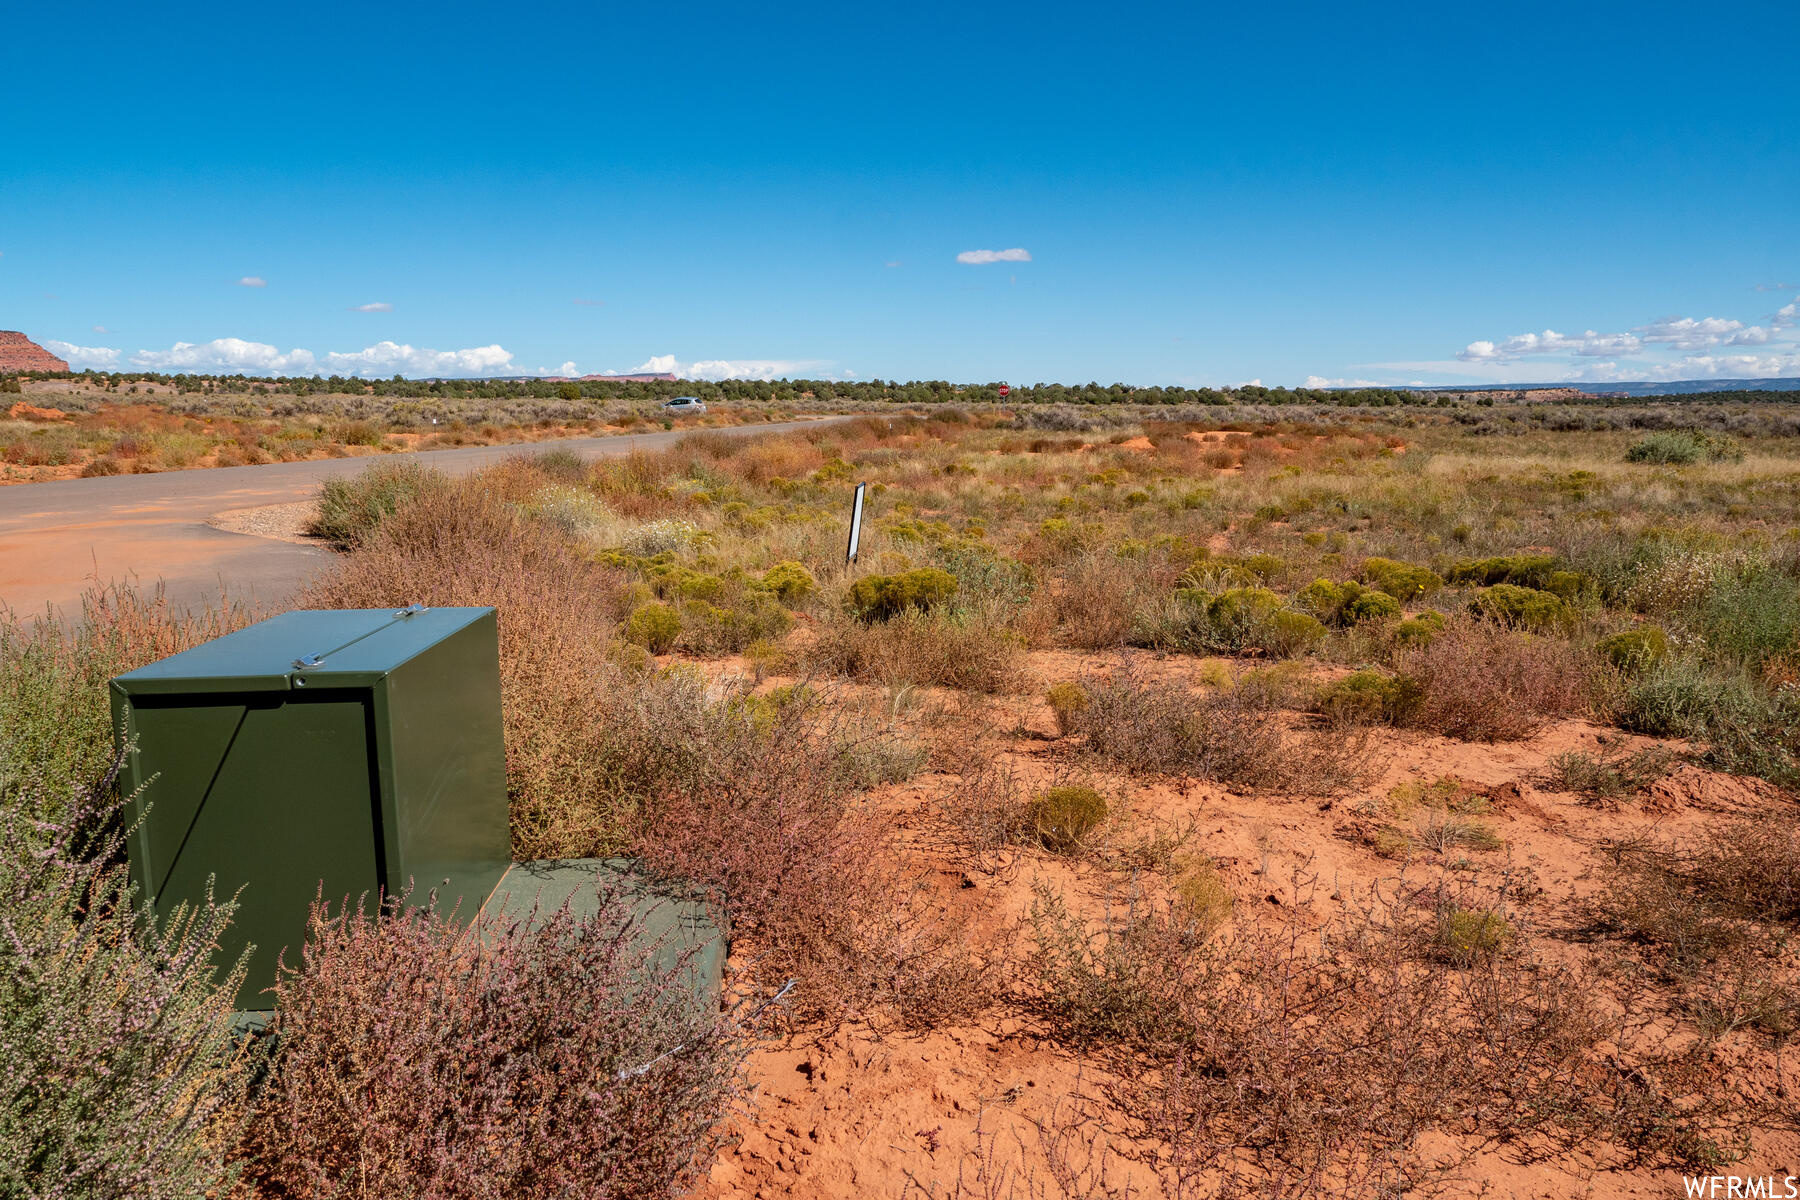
0;331;70;374
576;372;679;383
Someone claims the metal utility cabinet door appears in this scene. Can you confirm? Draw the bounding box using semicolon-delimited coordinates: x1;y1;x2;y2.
111;606;510;1010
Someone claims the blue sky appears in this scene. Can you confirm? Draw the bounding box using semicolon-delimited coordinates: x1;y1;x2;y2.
3;1;1796;385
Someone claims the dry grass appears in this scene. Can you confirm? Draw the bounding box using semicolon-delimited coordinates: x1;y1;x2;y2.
1397;618;1596;741
299;473;632;855
805;609;1024;694
1079;663;1370;794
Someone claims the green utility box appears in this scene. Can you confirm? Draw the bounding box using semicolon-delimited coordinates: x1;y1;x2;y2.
111;606;511;1010
481;859;727;1012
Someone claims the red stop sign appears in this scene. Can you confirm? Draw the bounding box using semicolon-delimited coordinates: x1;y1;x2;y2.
997;383;1011;397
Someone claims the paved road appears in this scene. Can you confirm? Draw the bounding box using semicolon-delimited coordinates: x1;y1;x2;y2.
0;418;840;619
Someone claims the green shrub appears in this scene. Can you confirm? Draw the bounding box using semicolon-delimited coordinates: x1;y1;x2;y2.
1297;578;1401;626
677;593;792;655
1342;587;1403;624
1393;610;1447;646
1259;609;1327;656
1469;583;1571;630
528;483;609;541
529;446;589;483
1313;669;1423;725
1542;570;1593;602
0;585;256;821
1446;554;1559;589
1045;682;1090;736
1433;908;1514;966
1625;430;1743;465
1597;626;1670;671
1699;565;1800;666
624;603;682;653
761;560;816;604
1027;785;1109;852
1240;552;1284;581
1360;557;1442;601
1206;586;1283;638
845;568;958;621
0;764;258;1195
308;461;449;549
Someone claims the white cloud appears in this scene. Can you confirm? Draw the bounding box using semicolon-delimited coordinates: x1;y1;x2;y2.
884;260;902;268
1456;329;1642;362
1572;353;1800;382
1637;315;1745;349
613;354;825;381
1753;282;1796;292
237;276;267;288
956;248;1031;265
92;325;108;334
124;338;535;378
44;340;121;369
1449;305;1800;383
348;301;393;313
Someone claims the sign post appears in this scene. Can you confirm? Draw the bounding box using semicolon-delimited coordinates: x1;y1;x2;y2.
846;482;866;565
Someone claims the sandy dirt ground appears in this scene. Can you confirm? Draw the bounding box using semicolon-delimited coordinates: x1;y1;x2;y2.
686;648;1800;1200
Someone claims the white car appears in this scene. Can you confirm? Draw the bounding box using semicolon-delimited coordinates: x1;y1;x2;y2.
662;396;707;415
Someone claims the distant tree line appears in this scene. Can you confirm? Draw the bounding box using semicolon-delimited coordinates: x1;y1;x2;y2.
13;368;1799;409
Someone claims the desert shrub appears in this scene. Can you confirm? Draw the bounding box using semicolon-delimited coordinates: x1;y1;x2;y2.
1028;884;1211;1048
0;584;257;820
1542;746;1680;803
761;560;816;604
676;591;791;656
238;890;744;1198
1313;668;1423;726
620;674;985;1024
845;568;959;621
1031;880;1755;1190
806;609;1021;693
625;602;683;653
1343;587;1403;623
1597;625;1669;670
1626;430;1742;464
1392;609;1447;646
1297;578;1401;626
1043;550;1147;649
1469;583;1572;630
1141;588;1322;657
1044;681;1090;736
528;445;589;483
1205;586;1282;641
1171;858;1234;933
1399;618;1593;741
1610;658;1800;784
1592;840;1754;977
0;761;257;1196
1698;563;1800;666
1431;907;1514;966
299;476;632;857
1081;664;1367;793
621;517;701;556
1445;554;1560;589
1260;608;1328;655
527;482;610;540
1692;819;1800;924
307;460;449;548
1360;557;1442;601
1027;785;1108;852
